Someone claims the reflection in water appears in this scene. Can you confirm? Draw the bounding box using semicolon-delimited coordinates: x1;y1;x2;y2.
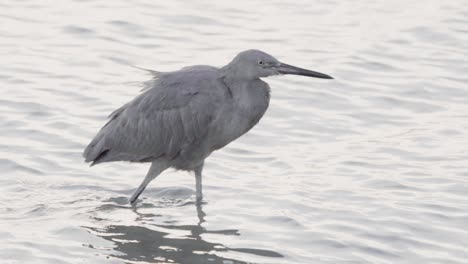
85;200;283;264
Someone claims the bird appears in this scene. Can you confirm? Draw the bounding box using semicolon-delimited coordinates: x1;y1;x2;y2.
83;49;333;205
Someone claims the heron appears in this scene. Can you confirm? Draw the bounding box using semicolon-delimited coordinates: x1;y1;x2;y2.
83;49;333;205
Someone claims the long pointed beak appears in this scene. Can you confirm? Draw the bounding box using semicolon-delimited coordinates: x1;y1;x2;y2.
277;62;333;79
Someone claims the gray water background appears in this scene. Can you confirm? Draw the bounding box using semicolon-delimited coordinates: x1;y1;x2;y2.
1;0;468;263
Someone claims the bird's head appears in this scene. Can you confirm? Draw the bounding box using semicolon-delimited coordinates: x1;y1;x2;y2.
224;49;333;80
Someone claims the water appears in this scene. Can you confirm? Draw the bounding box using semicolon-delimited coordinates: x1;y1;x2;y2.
1;0;468;263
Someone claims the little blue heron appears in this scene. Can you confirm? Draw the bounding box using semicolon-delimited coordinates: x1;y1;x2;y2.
83;49;333;205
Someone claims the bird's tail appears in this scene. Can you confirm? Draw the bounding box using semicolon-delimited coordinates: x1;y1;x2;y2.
83;131;108;166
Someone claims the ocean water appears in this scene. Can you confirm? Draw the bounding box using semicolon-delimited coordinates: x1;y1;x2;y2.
1;0;468;263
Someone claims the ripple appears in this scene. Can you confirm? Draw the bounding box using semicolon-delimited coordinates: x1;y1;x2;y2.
63;25;95;35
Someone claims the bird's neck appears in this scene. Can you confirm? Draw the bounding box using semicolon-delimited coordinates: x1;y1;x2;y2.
221;76;270;107
219;65;270;101
220;63;256;82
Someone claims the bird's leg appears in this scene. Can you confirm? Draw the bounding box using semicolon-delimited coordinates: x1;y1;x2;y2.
129;160;168;205
194;161;204;203
196;200;206;225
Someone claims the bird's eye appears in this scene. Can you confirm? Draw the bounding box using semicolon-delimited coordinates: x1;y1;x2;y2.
258;60;264;65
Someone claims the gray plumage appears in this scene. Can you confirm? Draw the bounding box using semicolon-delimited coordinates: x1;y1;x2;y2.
83;49;333;205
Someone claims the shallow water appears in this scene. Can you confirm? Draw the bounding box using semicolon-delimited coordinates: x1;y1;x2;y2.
1;0;468;263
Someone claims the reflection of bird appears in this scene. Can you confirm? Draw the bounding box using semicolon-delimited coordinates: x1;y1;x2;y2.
86;202;283;263
83;49;333;204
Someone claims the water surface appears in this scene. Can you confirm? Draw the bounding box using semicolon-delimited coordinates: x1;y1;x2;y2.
1;0;468;263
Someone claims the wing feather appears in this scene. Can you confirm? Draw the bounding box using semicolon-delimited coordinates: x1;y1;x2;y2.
83;67;225;165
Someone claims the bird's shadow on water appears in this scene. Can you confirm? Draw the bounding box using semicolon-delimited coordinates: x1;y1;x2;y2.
83;188;283;264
